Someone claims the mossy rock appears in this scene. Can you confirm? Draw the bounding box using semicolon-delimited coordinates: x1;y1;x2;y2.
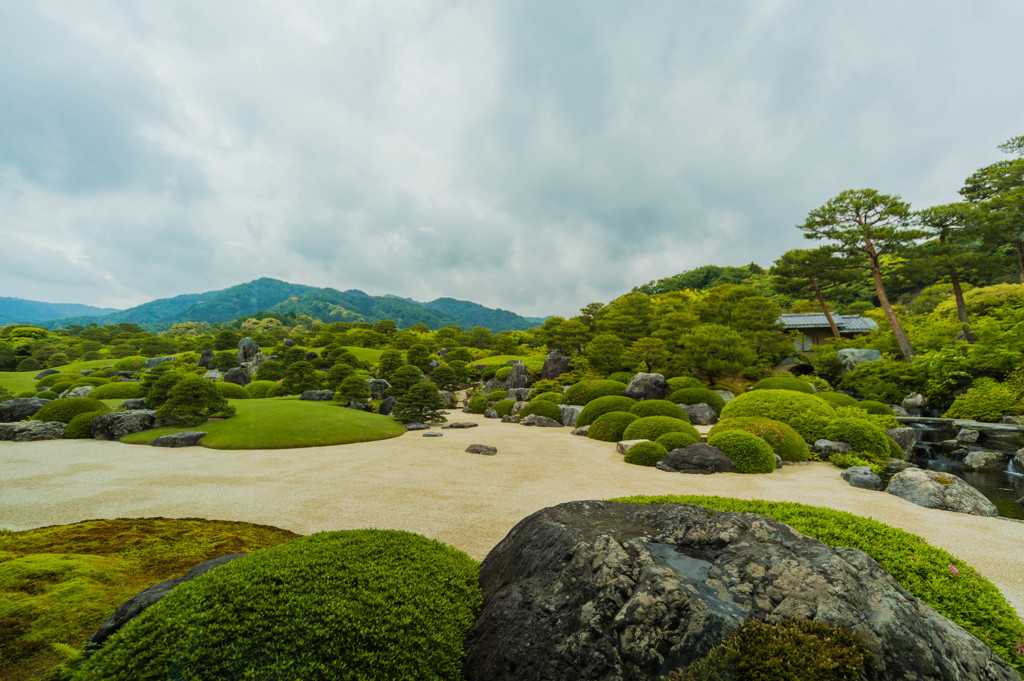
562;380;629;406
708;416;809;463
707;430;776;474
588;411;638;442
623;441;668;467
628;399;689;421
576;396;637;428
667;387;725;415
719;389;834;444
752;376;816;393
32;397;110;424
621;416;699;443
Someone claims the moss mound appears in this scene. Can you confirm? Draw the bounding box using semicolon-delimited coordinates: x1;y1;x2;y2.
245;380;280;399
719;389;834;443
752;376;816;393
668;387;725;414
707;430;776;474
72;530;481;681
467;395;490;414
487;389;507;401
588;411;638;442
516;400;562;422
623;441;668;467
576;395;637;427
87;382;146;400
666;376;704;391
628;399;689;421
607;371;634;383
708;416;809;463
857;399;894;416
215;381;251;399
816;391;859;408
562;380;628;406
35;373;78;389
824;417;893;461
491;399;516;418
531;391;564;404
656;431;701;450
621;416;699;443
32;397;110;423
64;410;106;439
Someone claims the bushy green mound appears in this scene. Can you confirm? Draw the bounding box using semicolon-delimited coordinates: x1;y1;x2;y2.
708;417;809;463
707;430;776;473
824;417;893;460
35;390;58;400
72;530;481;681
656;431;701;450
36;373;78;388
527;380;562;399
64;410;107;439
494;366;512;380
576;396;637;427
87;382;146;400
607;371;634;383
491;399;516;418
752;376;815;393
466;395;490;414
610;495;1023;674
628;399;689;421
50;382;73;395
155;376;235;427
71;376;110;388
588;411;638;442
562;380;628;406
668;387;725;414
32;397;110;423
215;382;251;399
816;391;859;408
719;389;834;443
531;391;564;404
487;389;507;401
665;617;872;681
622;416;699;442
944;378;1019;422
857;399;894;416
667;376;704;391
245;380;280;399
623;441;668;467
516;400;562;422
112;356;147;371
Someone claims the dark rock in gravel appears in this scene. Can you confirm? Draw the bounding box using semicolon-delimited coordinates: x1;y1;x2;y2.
442;422;479;429
91;410;156;440
484;409;499;419
623;372;669;401
841;465;882;491
466;444;497;455
520;414;562;427
0;421;66;441
571;425;590;436
151;431;207;447
656;443;735;475
0;397;51;422
423;432;443;438
559;405;582;427
405;422;430;431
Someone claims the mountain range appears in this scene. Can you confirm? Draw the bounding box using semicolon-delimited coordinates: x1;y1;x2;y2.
4;278;546;332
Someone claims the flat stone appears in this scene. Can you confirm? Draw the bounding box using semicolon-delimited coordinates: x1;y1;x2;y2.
571;425;590;436
405;422;430;431
0;421;66;441
151;431;207;447
442;422;479;429
466;444;497;455
886;469;998;517
616;440;648;456
520;414;561;427
423;432;443;437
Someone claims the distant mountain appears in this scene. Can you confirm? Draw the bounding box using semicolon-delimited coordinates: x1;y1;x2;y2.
42;278;545;332
0;297;120;326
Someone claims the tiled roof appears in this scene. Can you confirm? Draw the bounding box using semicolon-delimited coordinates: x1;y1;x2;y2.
778;313;878;333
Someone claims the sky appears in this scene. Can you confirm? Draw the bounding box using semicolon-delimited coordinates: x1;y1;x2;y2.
1;1;1023;319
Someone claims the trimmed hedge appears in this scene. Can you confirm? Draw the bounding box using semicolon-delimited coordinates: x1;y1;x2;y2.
64;410;107;439
708;416;809;463
516;400;562;422
707;430;776;474
752;376;816;393
607;372;634;384
35;390;58;400
215;382;251;400
857;399;895;416
824;417;893;460
622;416;699;442
531;391;564;404
668;387;725;415
816;391;859;408
112;356;147;371
576;396;637;428
245;380;280;399
36;373;78;388
71;530;482;680
487;389;507;401
491;399;516;418
32;397;110;423
588;411;638;442
656;431;701;450
467;395;490;414
88;382;146;400
562;380;628;406
666;376;704;392
628;399;689;421
719;389;834;443
623;441;668;467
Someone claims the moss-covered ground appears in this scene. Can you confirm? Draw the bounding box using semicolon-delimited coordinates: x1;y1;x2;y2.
471;354;546;369
0;518;297;681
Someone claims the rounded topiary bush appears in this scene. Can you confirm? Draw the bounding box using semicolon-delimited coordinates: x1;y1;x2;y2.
32;397;110;423
816;391;859;408
628;399;689;421
531;391;564;404
64;410;106;439
487;389;507;401
265;383;289;398
36;373;78;388
656;431;701;450
576;396;638;428
857;399;894;416
666;376;704;392
623;441;668;467
708;416;809;463
215;382;251;399
467;395;490;414
607;372;634;384
72;376;110;387
719;389;834;443
491;399;516;418
588;411;639;442
516;399;562;422
49;382;74;396
245;380;279;399
35;390;59;400
824;417;893;459
752;376;816;393
622;416;699;443
494;366;512;381
70;530;482;681
88;382;146;400
112;356;147;371
668;387;725;415
707;430;776;474
563;380;628;406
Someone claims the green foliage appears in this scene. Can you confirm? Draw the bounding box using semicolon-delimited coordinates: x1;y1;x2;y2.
36;372;78;388
516;399;562;422
245;380;279;399
622;416;699;442
146;371;186;409
32;397;110;423
562;379;628;406
707;430;776;473
720;389;835;443
752;376;815;393
656;431;701;450
587;411;638;442
487;389;507;401
531;391;564;404
281;361;322;395
944;378;1020;422
430;364;459;391
607;371;634;383
215;381;251;399
494;366;512;380
674;323;756;384
824;417;893;460
834;404;897;430
15;357;42;371
667;387;725;414
35;390;58;400
829;451;885;474
838;359;918;404
255;360;285;382
87;382;146;400
576;396;638;427
665;617;872;681
528;379;563;399
112;356;147;371
815;391;858;408
491;399;516;418
583;334;627;375
709;417;810;463
467;395;490;414
387;365;425;397
71;530;481;681
628;399;689;421
64;410;106;439
856;399;894;415
335;375;371;404
392;381;445;423
155;376;235;427
623;441;668;467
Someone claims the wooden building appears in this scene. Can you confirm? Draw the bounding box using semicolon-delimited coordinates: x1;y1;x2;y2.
778;313;878;352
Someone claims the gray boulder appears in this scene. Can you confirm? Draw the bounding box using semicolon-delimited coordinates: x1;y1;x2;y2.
405;422;430;431
484;409;500;419
712;389;735;404
151;431;207;447
466;444;497;456
901;392;928;416
0;397;51;422
656;443;735;475
34;369;59;380
558;404;582;427
463;501;1018;681
520;414;561;427
366;379;390;401
813;439;853;460
203;370;224;381
504;388;530;402
963;449;1011;472
91;410;157;441
541;351;571;380
423;431;443;437
64;385;95;399
681;403;717;426
510;401;528;416
841;465;882;491
197;349;214;369
956;428;980;445
283;338;295;347
120;398;148;410
300;390;334;401
506;363;530;390
1000;415;1024;425
144;356;176;369
886;469;998;516
79;369;95;376
378;396;397;416
884;459;919;476
623;372;669;401
442;422;479;429
571;425;590;436
438;391;456;408
837;348;882;373
887;427;917;459
222;367;251;387
0;421;66;441
889;404;911;417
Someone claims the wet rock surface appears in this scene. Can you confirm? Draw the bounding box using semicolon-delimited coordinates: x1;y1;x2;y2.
886;468;998;516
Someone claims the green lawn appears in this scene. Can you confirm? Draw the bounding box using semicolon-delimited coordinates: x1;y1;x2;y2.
472;354;546;368
121;398;406;449
343;346;384;365
0;358;155;396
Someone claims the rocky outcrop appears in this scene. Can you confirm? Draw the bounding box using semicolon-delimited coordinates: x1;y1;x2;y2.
836;348;882;373
681;403;717;426
222;367;251;387
64;385;95;399
0;397;51;422
463;501;1018;681
887;427;917;459
0;421;66;441
656;443;734;474
484;409;500;419
841;465;882;491
541;351;572;380
963;449;1011;472
505;364;530;390
466;444;497;456
558;404;583;427
378;396;396;416
520;414;561;427
812;439;853;459
901;392;928;416
144;356;176;368
237;337;260;364
956;428;981;445
91;410;157;441
151;431;207;447
886;469;998;516
300;390;334;401
366;379;390;401
623;373;669;401
1014;449;1024;475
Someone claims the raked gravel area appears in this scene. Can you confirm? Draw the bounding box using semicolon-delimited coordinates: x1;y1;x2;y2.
2;411;1022;616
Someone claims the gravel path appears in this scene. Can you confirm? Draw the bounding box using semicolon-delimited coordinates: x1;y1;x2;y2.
2;412;1022;616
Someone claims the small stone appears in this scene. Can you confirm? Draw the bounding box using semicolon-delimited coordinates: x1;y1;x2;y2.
955;428;980;445
519;414;561;427
423;432;443;437
466;444;497;455
841;465;882;491
151;432;207;447
442;422;479;429
616;440;647;455
571;425;590;436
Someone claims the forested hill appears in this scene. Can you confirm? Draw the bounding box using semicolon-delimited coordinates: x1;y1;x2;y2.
0;298;119;326
41;278;543;332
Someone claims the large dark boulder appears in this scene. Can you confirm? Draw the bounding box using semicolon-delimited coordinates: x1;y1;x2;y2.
378;396;397;416
463;501;1018;681
300;390;334;401
656;443;734;474
541;351;571;380
0;397;51;422
0;421;66;441
681;403;717;426
367;379;390;401
222;367;251;387
505;363;530;390
886;469;998;516
151;431;207;447
237;337;260;364
91;410;156;440
623;373;669;401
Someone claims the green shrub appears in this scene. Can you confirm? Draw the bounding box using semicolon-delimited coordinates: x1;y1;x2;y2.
492;399;516;418
576;396;638;427
32;397;110;423
528;379;562;400
656;431;701;450
707;430;776;473
70;530;482;681
215;382;251;399
487;389;507;401
562;380;628;406
719;389;834;443
49;381;73;396
857;399;894;416
112;356;147;372
667;387;725;414
531;391;564;404
628;399;689;421
622;416;699;442
943;378;1019;422
824;417;893;460
708;417;809;463
15;391;37;398
64;410;106;439
35;390;58;400
830;451;885;474
607;371;634;383
266;383;289;399
665;617;872;681
467;395;490;414
516;400;562;422
834;405;897;430
666;376;704;391
801;375;832;392
494;366;512;380
147;372;186;409
816;391;859;408
623;441;668;467
155;376;236;427
392;381;445;423
88;382;146;400
245;380;279;399
588;411;639;442
15;357;42;371
36;373;78;388
752;376;815;393
334;375;370;404
76;376;110;387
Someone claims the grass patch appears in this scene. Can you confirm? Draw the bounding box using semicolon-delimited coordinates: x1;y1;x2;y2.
342;346;384;365
610;494;1024;674
472;354;546;368
120;398;406;449
0;518;297;681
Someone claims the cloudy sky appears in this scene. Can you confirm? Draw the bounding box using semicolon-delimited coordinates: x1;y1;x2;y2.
1;1;1022;318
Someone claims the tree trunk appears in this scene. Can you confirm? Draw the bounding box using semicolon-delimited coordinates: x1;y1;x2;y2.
869;258;915;361
812;280;841;339
948;267;977;342
1017;241;1024;284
